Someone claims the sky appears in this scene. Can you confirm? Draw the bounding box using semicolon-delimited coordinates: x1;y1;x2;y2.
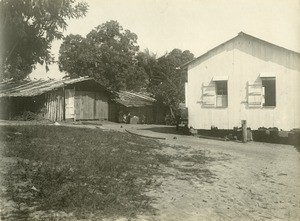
30;0;300;79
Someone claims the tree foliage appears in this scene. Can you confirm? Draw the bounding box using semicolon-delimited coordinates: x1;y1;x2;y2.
148;49;194;116
59;20;194;115
59;20;148;91
136;49;157;85
0;0;88;80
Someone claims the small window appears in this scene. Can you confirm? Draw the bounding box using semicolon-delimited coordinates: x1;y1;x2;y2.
215;81;228;107
262;78;276;106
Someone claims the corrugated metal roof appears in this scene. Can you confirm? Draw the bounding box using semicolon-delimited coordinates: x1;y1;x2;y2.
0;77;94;97
0;77;157;107
114;91;156;107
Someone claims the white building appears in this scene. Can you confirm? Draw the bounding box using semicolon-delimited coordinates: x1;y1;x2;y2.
184;32;300;131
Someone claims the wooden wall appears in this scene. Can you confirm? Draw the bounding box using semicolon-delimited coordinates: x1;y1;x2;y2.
0;81;111;122
0;97;10;119
128;106;154;124
108;102;118;122
187;35;300;130
41;89;110;122
74;91;109;120
44;89;64;122
95;92;109;120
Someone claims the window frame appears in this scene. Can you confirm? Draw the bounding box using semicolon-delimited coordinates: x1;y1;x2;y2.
261;77;276;107
215;80;228;108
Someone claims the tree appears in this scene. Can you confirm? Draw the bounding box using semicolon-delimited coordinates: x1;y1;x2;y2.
148;49;194;118
136;49;158;85
57;34;95;77
59;20;148;91
0;0;88;80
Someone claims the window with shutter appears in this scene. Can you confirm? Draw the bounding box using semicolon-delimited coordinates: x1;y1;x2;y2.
215;81;228;107
202;84;216;107
247;82;263;107
262;78;276;107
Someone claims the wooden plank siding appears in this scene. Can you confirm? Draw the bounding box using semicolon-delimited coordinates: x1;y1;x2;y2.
75;91;109;120
0;78;112;122
44;89;64;122
95;92;109;120
186;33;300;130
65;89;75;119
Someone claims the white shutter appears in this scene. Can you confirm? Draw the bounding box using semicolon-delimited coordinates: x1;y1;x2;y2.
65;89;75;119
202;83;216;107
248;82;262;107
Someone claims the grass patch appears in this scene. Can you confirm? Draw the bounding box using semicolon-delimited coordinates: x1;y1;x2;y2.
0;125;170;220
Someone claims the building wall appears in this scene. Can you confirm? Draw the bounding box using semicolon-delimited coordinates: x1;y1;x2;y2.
67;80;110;121
74;91;109;120
41;88;110;122
44;89;64;121
0;81;111;122
0;91;63;121
0;97;10;119
187;35;300;130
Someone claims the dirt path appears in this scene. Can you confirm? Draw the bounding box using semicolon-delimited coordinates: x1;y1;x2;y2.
131;127;300;221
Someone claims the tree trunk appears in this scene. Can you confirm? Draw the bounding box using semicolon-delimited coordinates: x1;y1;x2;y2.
0;53;4;81
169;106;175;119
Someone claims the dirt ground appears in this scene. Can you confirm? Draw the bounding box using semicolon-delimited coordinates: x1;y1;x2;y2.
105;123;300;221
1;121;300;221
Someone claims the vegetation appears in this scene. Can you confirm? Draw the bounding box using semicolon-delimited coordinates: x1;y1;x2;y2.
148;49;194;117
59;20;148;91
0;0;88;80
1;0;194;119
59;21;194;117
0;125;170;220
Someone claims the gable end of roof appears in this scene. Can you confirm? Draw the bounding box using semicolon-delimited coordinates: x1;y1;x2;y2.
181;32;300;69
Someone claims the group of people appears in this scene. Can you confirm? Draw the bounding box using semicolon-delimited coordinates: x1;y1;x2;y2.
118;111;146;124
119;112;131;124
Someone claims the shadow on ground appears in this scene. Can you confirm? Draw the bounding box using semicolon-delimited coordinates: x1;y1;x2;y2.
138;126;189;135
294;145;300;153
0;125;165;220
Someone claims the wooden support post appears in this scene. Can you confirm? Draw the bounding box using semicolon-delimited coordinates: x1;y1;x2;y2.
242;120;247;143
73;87;76;122
62;86;66;121
8;97;12;120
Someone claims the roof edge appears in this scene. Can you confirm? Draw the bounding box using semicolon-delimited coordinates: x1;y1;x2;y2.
180;32;300;69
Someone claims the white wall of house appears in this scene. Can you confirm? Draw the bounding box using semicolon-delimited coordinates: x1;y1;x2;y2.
187;34;300;131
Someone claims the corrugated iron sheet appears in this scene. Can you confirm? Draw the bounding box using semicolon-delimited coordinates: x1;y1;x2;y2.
0;77;93;97
114;91;156;107
0;77;157;107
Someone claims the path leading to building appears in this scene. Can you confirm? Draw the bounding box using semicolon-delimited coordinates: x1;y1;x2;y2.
128;125;300;221
104;123;300;221
1;121;300;220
